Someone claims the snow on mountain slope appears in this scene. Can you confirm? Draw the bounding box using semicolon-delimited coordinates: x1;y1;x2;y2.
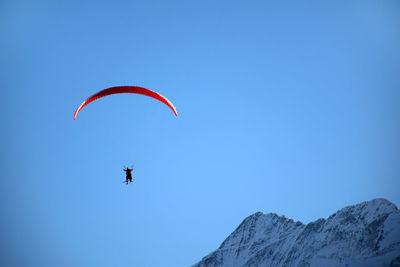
193;199;400;267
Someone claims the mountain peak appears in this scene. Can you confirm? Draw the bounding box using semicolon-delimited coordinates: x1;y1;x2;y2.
331;198;398;218
193;198;400;267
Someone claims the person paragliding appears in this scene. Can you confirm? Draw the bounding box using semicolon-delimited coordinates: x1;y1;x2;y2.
74;85;178;186
123;167;134;184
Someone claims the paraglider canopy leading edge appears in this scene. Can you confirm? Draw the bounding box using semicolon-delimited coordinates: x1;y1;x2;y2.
73;86;178;120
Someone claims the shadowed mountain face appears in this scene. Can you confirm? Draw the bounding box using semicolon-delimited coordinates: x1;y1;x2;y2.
193;199;400;267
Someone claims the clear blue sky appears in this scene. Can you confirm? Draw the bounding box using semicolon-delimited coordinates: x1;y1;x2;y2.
1;1;399;266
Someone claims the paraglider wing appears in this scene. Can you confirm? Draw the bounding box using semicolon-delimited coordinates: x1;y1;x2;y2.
73;86;178;120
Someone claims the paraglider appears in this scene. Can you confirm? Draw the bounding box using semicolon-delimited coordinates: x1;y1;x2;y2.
123;167;134;185
73;86;178;120
74;86;177;186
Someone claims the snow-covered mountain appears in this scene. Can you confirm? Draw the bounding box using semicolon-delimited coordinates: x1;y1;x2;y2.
193;199;400;267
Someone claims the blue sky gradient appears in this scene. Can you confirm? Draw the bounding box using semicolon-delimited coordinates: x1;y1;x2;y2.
1;1;399;266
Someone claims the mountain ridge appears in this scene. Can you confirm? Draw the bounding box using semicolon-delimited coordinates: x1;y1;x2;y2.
193;198;400;267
